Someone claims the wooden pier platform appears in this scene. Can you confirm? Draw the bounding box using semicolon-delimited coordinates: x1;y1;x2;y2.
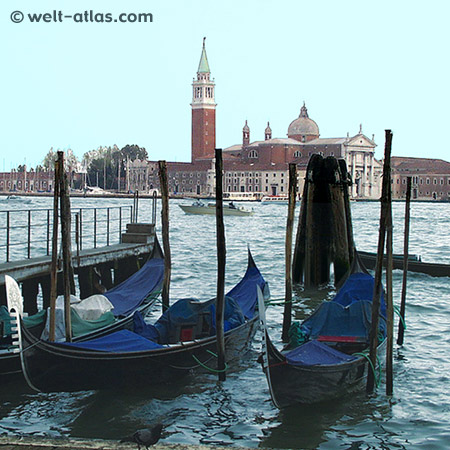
0;240;154;284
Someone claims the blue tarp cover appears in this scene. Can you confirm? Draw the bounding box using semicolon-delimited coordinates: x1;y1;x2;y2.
296;272;387;352
333;272;386;317
135;296;245;344
226;264;267;319
301;300;374;341
104;254;164;317
59;329;163;352
285;339;357;366
132;253;268;344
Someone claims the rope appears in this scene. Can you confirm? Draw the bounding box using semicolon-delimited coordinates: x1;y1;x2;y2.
393;305;407;330
264;297;301;307
191;349;228;373
353;352;382;388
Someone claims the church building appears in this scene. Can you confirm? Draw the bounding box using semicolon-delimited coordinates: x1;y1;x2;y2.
130;40;383;200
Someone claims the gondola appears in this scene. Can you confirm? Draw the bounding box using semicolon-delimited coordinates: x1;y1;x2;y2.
1;239;164;381
10;249;269;392
357;250;450;278
257;254;386;409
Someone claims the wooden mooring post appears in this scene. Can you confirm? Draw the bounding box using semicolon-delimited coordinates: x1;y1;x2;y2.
292;155;354;288
282;163;297;343
58;151;75;342
367;129;393;394
158;160;171;312
215;148;226;381
49;156;61;342
397;177;412;346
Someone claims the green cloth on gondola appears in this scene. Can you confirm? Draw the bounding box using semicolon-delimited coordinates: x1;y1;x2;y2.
0;305;12;336
23;310;46;328
70;308;116;338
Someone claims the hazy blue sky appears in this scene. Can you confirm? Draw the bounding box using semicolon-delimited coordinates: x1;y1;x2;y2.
2;0;449;169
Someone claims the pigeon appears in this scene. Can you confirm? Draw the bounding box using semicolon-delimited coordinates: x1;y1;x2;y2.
121;423;163;450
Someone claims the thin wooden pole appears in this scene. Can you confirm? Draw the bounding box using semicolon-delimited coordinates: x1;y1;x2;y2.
158;161;171;312
282;163;297;342
397;177;412;345
215;148;226;381
386;203;394;395
49;158;60;342
367;129;393;394
58;151;74;342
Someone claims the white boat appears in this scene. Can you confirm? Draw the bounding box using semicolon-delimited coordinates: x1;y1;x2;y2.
179;201;254;216
261;195;289;204
223;192;261;202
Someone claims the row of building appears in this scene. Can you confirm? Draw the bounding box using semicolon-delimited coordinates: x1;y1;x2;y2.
2;40;450;201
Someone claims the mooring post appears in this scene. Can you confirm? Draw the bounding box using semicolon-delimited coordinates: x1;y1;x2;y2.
282;163;297;342
292;173;309;284
386;199;394;396
327;157;351;286
367;129;393;394
397;177;412;346
58;151;74;342
338;159;355;261
49;157;60;342
304;155;332;287
158;160;171;312
215;148;226;381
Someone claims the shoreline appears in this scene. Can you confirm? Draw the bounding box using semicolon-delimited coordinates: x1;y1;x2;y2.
0;192;449;203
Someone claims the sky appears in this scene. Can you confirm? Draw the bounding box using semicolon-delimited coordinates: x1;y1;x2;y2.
2;0;449;170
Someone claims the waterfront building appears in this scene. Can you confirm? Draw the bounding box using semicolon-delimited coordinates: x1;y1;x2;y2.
0;168;54;193
391;157;450;201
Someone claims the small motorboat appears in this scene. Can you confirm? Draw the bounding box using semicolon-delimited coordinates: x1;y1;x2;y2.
179;201;254;216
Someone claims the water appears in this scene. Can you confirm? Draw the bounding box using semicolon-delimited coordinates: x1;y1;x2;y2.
1;197;449;449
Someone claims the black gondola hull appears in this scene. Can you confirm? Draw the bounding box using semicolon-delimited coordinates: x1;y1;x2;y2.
263;336;386;408
20;316;259;392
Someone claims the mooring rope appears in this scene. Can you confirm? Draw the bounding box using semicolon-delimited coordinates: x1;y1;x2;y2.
191;349;228;373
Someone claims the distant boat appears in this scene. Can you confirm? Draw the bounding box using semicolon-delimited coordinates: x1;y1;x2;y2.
179;201;254;216
261;195;289;204
357;250;450;278
223;192;261;202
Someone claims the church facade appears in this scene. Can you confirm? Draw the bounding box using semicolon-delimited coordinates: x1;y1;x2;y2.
129;40;383;199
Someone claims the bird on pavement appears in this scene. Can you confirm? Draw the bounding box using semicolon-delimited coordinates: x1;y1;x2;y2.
121;423;163;450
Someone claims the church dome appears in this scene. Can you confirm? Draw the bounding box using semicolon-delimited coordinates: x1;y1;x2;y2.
287;103;319;141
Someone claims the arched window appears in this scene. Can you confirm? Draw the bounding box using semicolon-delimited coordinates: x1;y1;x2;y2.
248;150;258;159
294;151;302;158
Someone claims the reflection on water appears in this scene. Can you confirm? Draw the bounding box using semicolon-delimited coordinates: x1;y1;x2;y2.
0;199;449;449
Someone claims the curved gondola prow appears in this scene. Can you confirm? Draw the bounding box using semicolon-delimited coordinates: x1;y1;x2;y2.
335;248;370;291
247;245;270;301
5;275;40;392
151;234;164;261
256;285;280;409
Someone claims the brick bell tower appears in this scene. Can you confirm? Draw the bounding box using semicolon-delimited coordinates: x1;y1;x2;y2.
191;37;216;161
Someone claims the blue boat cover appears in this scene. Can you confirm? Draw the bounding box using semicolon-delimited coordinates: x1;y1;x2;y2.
59;329;163;352
133;253;268;344
333;272;386;318
104;254;164;317
226;259;268;319
134;296;245;344
296;272;387;348
285;339;357;366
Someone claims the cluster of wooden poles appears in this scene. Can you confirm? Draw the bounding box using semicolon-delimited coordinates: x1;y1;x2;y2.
280;129;411;396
